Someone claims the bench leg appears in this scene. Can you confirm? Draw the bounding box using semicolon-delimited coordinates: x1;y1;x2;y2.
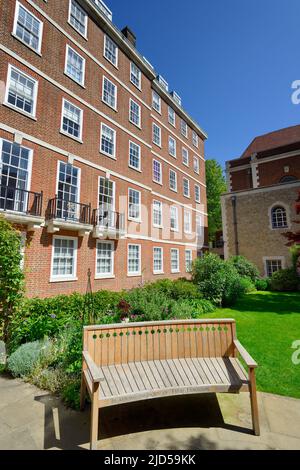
90;384;99;451
80;372;86;411
249;368;260;436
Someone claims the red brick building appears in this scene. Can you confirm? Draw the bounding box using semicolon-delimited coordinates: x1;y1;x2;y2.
0;0;208;298
222;125;300;276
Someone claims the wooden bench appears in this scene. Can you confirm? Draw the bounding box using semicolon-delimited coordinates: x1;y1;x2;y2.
80;319;260;450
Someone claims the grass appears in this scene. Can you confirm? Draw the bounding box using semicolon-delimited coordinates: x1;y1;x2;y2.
202;291;300;399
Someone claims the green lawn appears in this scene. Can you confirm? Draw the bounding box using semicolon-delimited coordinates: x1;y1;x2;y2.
202;291;300;399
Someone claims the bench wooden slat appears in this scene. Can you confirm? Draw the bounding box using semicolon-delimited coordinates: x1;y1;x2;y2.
141;361;159;389
159;359;179;387
173;358;194;386
134;361;152;389
153;360;173;388
101;366;119;397
211;357;230;384
197;357;217;384
115;364;134;394
128;362;147;391
184;358;204;384
147;361;166;389
178;358;198;385
108;365;127;396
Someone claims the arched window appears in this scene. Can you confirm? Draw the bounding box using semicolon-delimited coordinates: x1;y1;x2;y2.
271;206;288;229
280;176;297;184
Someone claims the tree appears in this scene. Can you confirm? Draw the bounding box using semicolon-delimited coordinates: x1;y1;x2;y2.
0;216;24;343
205;159;227;241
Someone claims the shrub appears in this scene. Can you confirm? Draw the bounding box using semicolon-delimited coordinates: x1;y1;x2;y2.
255;278;269;291
61;378;81;410
270;269;300;292
143;278;201;301
7;339;51;378
239;277;257;293
229;256;259;282
171;299;215;319
124;288;173;322
192;253;244;307
31;366;66;393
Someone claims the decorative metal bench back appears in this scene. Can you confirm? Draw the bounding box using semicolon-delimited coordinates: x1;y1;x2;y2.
84;320;236;367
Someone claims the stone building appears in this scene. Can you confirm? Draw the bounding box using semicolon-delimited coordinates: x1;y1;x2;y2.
221;125;300;276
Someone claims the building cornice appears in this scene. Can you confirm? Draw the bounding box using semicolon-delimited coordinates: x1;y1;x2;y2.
221;180;300;199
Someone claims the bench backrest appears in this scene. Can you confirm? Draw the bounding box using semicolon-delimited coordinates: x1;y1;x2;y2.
83;319;237;367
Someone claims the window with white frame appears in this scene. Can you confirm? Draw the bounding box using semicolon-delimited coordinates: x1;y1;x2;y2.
130;62;141;89
195;184;201;203
129;141;141;171
196;214;202;238
56;162;80;221
152;91;161;113
184;210;192;234
68;0;87;37
152;123;161;146
102;76;117;109
169;169;177;192
192;131;199;148
51;237;77;281
171;249;179;273
182;147;189;166
98;177;115;226
168;106;176;127
153;159;162;184
168;136;176;158
13;1;43;53
104;35;118;67
183;178;190;198
153;200;162;227
153;247;163;274
65;45;85;85
61;99;83;140
128;188;141;221
193;156;200;174
96;241;114;277
181;119;188;137
5;65;38;117
129;99;141;127
100;123;116;158
170;206;179;231
185;250;192;272
128;244;141;275
265;259;283;278
271;206;288;229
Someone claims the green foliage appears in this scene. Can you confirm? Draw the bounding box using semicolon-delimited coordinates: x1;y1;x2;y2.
0;216;24;342
143;278;202;301
290;245;300;271
239;277;257;293
205;159;227;241
61;378;81;410
255;278;270;291
270;269;300;292
229;256;259;282
192;253;245;307
7;339;51;378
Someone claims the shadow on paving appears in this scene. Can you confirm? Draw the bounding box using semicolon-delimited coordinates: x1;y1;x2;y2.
35;393;252;450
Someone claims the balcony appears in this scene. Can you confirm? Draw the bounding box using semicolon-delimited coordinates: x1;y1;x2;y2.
0;184;44;230
92;209;126;239
45;197;93;236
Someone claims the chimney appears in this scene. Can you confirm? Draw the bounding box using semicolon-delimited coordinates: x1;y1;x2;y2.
121;26;136;47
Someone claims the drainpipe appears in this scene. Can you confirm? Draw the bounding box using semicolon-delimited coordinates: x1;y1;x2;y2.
231;196;239;256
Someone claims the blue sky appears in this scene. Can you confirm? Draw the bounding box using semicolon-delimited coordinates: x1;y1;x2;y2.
108;0;300;168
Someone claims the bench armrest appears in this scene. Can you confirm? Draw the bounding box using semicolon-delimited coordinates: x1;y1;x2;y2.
234;340;257;369
83;351;104;383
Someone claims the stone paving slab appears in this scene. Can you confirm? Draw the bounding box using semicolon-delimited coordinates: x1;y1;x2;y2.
0;375;300;450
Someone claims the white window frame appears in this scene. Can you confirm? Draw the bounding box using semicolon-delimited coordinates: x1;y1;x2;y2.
153;159;162;185
193;156;200;174
181;119;188;138
184;210;192;234
102;75;117;110
68;0;88;39
130;62;141;90
182;147;189;167
185;249;193;273
170;206;179;232
192;131;199;148
100;122;116;159
50;235;78;282
13;1;44;54
129;98;141;128
128;188;141;222
4;64;39;119
153;200;163;228
263;257;286;278
269;203;290;230
103;34;118;68
95;241;115;279
127;244;141;276
171;248;180;273
168;106;176;127
153;247;164;275
168;136;177;158
169;169;177;193
152;90;161;113
64;44;86;86
183;178;190;198
128;140;141;172
60;98;83;142
195;184;201;203
152;123;161;147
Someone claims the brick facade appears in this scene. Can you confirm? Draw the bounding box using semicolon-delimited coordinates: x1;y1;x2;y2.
0;0;207;298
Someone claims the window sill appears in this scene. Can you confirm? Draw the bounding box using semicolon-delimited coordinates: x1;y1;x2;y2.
153;225;163;229
102;99;118;112
50;277;78;283
153;142;162;149
100;151;117;160
130;80;142;92
95;275;115;280
128;165;142;173
153;180;163;186
152;108;162;115
154;271;164;275
103;55;119;70
60;130;83;144
127;273;142;278
11;33;42;56
129;120;142;130
128;218;142;224
170;188;178;193
3;102;37;121
64;72;86;89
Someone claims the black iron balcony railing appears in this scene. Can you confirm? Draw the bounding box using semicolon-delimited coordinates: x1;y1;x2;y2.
46;197;91;225
0;184;43;216
92;208;125;232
